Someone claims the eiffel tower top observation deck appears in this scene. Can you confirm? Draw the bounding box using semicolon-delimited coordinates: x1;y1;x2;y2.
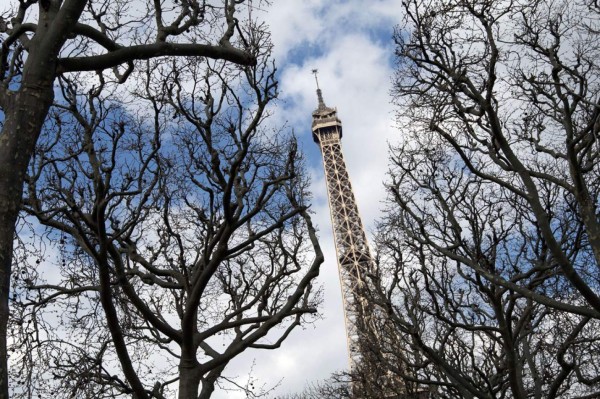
311;74;343;143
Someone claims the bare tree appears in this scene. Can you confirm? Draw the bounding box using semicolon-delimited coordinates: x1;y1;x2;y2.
10;36;324;398
0;1;259;396
369;0;600;397
275;374;351;399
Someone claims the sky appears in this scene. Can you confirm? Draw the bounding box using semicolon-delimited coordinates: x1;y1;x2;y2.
219;1;405;397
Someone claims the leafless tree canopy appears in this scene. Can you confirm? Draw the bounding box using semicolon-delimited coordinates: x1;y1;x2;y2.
0;1;268;397
9;36;324;398
370;0;600;397
275;374;351;399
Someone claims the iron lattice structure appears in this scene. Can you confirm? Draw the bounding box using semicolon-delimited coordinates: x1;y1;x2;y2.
310;74;426;399
312;89;372;369
310;77;380;381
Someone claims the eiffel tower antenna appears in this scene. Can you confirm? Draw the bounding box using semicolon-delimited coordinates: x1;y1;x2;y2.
312;69;320;89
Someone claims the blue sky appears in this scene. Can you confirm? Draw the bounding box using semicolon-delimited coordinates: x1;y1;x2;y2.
220;1;406;397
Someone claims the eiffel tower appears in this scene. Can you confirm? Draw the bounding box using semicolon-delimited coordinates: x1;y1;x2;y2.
310;71;427;398
309;70;371;364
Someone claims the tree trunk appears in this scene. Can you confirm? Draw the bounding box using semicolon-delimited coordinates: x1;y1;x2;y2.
198;364;227;399
0;84;54;399
0;4;87;395
198;379;217;399
178;358;201;399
